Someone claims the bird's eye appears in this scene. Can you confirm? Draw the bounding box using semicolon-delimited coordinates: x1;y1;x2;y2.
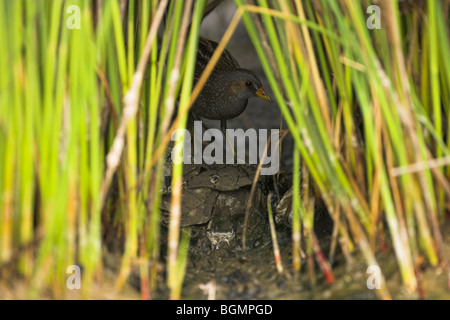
245;81;252;87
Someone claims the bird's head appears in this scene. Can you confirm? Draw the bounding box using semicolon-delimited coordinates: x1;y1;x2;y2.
225;69;273;103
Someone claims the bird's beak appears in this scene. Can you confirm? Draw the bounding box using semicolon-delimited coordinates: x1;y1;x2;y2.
256;87;273;103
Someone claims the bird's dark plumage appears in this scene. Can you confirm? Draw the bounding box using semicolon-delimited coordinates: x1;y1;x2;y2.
192;37;272;127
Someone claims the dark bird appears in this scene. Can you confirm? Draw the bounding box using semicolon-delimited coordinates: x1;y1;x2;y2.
192;37;272;133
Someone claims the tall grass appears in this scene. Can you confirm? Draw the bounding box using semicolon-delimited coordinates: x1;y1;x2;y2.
1;0;104;297
233;0;450;298
0;0;206;299
0;0;448;300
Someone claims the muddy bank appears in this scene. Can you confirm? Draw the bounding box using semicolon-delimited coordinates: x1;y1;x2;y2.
175;218;450;300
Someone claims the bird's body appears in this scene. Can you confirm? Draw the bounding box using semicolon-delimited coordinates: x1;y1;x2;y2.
195;36;240;73
191;37;272;130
